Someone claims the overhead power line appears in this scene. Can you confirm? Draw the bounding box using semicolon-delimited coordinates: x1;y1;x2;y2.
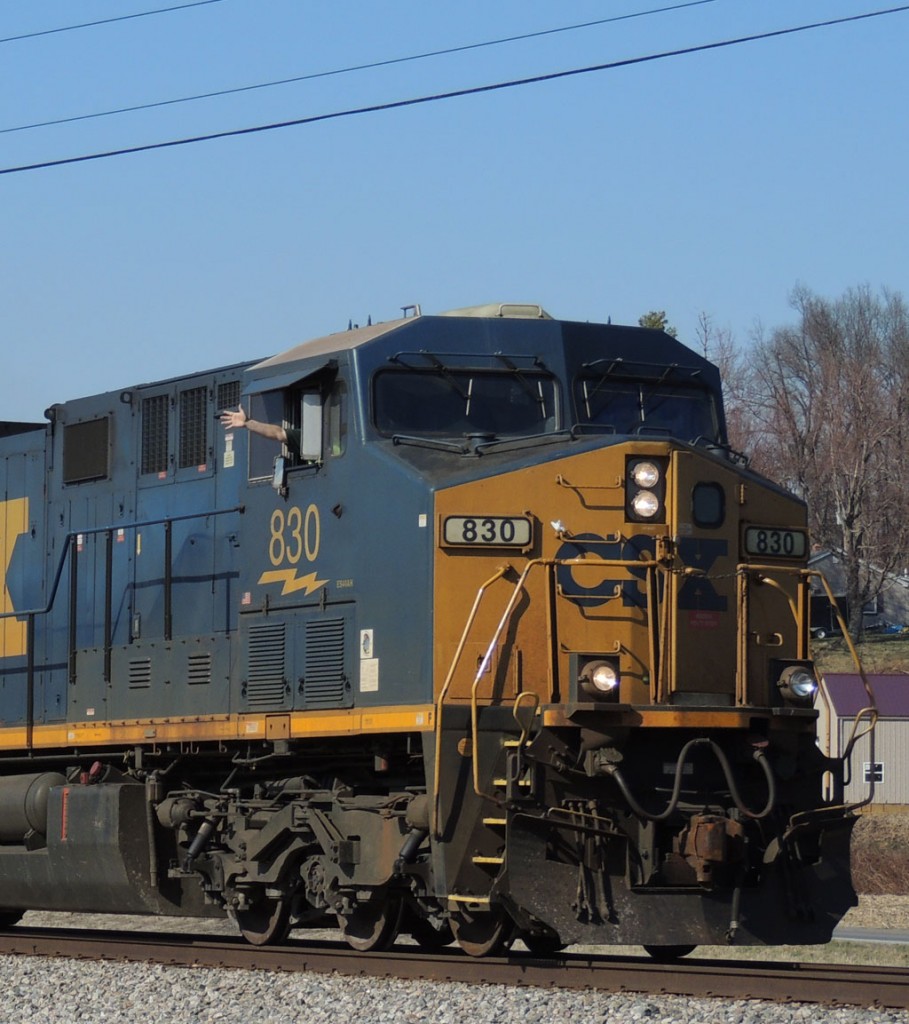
0;0;227;45
3;4;907;177
2;1;721;136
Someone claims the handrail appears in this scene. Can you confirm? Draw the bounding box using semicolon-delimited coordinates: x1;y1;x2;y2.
803;567;878;811
0;503;244;750
431;564;510;838
469;556;667;805
738;563;878;812
470;560;543;805
512;691;540;747
0;504;245;622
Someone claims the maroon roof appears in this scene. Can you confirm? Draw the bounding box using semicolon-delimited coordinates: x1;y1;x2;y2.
821;674;909;718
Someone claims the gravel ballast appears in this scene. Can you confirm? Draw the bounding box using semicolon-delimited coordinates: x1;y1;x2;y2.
2;955;909;1024
4;903;909;1024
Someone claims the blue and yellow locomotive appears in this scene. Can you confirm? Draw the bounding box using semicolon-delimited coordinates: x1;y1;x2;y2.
0;303;856;955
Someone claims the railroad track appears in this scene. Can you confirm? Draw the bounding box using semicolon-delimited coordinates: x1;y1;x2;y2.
0;927;904;1010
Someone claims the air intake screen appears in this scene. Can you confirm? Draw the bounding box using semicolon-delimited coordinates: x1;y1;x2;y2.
217;381;241;415
141;395;169;475
179;387;208;468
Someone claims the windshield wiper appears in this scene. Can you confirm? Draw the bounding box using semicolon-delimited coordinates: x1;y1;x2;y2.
423;354;470;401
391;434;468;454
493;353;546;408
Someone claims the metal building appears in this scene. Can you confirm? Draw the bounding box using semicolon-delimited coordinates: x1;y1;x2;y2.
816;674;909;811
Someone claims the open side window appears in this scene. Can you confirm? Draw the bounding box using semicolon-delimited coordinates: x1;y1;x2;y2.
245;365;344;482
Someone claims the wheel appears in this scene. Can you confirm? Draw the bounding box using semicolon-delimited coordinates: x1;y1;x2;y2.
337;897;403;952
643;944;696;961
450;908;514;957
407;914;454;950
234;896;292;946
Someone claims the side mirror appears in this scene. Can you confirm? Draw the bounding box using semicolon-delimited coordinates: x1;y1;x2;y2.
272;455;288;496
300;391;323;462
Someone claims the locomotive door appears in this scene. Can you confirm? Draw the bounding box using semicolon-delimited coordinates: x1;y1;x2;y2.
236;372;356;715
667;451;738;698
66;489;135;722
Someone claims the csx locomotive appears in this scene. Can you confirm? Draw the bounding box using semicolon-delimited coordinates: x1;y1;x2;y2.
0;303;858;957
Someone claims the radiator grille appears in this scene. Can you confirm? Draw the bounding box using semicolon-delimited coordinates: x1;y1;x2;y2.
141;395;169;475
179;386;208;468
302;618;348;708
245;622;287;707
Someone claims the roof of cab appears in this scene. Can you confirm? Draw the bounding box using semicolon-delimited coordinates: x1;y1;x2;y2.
251;303;554;373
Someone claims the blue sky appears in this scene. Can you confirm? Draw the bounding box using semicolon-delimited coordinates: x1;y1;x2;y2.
2;1;907;421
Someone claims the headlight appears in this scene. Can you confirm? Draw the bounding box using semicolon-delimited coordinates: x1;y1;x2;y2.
631;490;661;518
632;461;661;488
626;456;667;523
777;664;818;704
578;659;620;701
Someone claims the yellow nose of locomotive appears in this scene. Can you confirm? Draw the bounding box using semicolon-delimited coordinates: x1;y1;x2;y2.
433;439;813;715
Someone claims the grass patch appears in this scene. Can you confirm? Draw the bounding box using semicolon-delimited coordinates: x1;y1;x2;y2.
813;634;909;674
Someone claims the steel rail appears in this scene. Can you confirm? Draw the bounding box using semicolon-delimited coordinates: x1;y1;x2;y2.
0;927;906;1010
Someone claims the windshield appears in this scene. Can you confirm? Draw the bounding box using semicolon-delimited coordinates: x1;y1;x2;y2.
374;369;558;438
575;378;719;443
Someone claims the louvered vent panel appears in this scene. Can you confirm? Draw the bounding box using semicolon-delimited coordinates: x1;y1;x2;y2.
303;619;347;708
245;622;287;707
187;652;212;685
129;658;152;689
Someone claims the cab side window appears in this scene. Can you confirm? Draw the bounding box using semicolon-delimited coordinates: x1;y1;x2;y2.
327;381;347;457
246;377;347;481
248;390;288;480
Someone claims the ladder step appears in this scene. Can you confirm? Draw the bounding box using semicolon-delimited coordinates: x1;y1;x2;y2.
493;777;531;788
472;855;505;865
483;817;507;827
503;739;521;748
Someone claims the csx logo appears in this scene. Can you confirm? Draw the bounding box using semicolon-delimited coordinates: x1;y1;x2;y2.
555;534;728;612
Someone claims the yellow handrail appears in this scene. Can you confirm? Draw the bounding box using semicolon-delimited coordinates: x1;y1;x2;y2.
431;564;510;838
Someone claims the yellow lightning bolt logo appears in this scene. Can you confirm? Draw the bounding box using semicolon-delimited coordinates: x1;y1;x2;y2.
257;569;328;596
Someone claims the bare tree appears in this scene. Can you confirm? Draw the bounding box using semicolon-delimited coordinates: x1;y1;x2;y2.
695;312;758;457
749;285;909;635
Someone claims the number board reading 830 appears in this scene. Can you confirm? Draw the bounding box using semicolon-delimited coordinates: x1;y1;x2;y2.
743;526;807;559
443;515;532;548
